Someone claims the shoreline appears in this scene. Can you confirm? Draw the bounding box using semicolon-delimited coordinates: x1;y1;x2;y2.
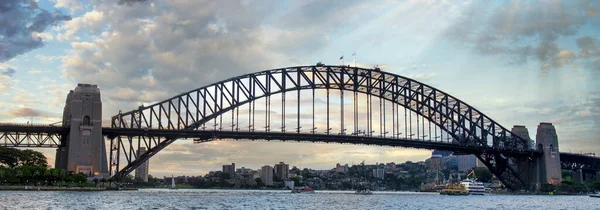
0;186;138;191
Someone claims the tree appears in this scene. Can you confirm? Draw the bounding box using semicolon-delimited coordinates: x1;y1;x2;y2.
0;147;21;168
255;178;264;187
19;150;48;168
290;176;302;186
473;167;493;182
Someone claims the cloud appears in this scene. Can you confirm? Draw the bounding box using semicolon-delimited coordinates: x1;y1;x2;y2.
444;0;597;70
1;66;16;77
52;0;84;13
59;10;104;40
0;75;11;92
60;0;360;118
0;0;71;62
118;0;150;6
8;107;59;118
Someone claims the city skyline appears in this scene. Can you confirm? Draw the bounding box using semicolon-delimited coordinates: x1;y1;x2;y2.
1;0;599;177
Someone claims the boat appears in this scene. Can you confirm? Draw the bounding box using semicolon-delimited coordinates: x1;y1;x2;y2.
440;183;469;195
461;178;486;195
291;186;315;193
169;175;177;190
590;193;600;198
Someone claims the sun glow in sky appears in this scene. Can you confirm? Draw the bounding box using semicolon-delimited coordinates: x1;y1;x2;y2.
1;0;599;177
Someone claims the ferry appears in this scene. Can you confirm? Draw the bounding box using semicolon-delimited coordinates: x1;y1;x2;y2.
461;179;486;195
440;183;469;195
291;186;315;193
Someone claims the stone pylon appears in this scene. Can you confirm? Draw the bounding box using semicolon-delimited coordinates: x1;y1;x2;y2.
55;84;108;178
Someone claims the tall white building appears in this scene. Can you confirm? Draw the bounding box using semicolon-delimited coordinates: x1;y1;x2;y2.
260;165;274;186
372;168;385;179
135;147;149;182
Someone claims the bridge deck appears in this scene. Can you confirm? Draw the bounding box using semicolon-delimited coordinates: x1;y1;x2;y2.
102;128;536;156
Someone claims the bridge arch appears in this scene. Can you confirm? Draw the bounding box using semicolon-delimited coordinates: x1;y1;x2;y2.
110;65;530;189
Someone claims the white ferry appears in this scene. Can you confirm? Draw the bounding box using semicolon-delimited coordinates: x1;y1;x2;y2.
461;179;485;195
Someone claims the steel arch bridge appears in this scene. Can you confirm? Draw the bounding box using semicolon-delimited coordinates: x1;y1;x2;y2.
109;65;534;189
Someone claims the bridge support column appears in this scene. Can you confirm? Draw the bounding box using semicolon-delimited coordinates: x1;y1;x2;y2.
55;84;108;179
512;125;539;191
573;169;583;184
536;122;562;185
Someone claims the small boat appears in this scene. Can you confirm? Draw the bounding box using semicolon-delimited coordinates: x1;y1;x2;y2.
291;186;315;193
169;175;177;190
590;194;600;198
440;183;469;195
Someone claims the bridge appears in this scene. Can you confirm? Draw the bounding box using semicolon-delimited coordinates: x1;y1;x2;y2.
1;65;598;191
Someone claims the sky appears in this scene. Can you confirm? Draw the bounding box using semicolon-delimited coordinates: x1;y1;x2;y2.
0;0;599;177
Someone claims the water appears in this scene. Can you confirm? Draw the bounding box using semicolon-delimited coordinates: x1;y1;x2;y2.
0;189;597;210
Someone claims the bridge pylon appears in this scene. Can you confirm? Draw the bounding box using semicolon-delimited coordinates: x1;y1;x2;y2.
55;84;108;178
536;122;562;185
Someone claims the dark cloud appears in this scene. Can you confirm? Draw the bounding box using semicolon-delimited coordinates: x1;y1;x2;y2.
9;107;57;118
445;0;596;69
0;0;71;62
0;67;16;77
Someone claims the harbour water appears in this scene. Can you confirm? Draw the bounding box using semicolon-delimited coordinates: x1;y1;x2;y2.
0;189;597;210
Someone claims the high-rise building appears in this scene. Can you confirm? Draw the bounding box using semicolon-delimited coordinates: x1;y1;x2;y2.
457;155;477;172
135;147;149;182
372;168;385;179
260;165;274;186
429;154;442;170
223;163;235;178
274;162;289;180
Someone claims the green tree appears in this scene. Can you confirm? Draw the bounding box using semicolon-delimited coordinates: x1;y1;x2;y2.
255;178;264;187
0;147;21;168
473;167;493;182
290;176;302;186
19;150;48;168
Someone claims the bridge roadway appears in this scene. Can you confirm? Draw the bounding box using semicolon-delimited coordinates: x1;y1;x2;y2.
2;123;598;171
102;128;536;156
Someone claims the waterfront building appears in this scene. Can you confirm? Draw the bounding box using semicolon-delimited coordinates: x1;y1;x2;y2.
134;147;149;182
373;168;385;179
260;165;274;186
335;163;346;173
274;162;289;180
457;155;477;172
429;154;442;170
223;163;235;177
284;180;295;189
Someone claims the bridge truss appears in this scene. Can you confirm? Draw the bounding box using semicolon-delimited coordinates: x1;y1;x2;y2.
110;65;533;190
0;123;65;147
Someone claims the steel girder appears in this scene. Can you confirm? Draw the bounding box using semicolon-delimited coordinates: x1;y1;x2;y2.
560;153;600;171
109;65;531;189
0;124;66;147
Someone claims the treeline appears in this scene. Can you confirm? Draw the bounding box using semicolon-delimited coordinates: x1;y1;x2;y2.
539;170;600;194
0;147;91;186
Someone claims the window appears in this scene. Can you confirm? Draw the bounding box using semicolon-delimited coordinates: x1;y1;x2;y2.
83;116;91;126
